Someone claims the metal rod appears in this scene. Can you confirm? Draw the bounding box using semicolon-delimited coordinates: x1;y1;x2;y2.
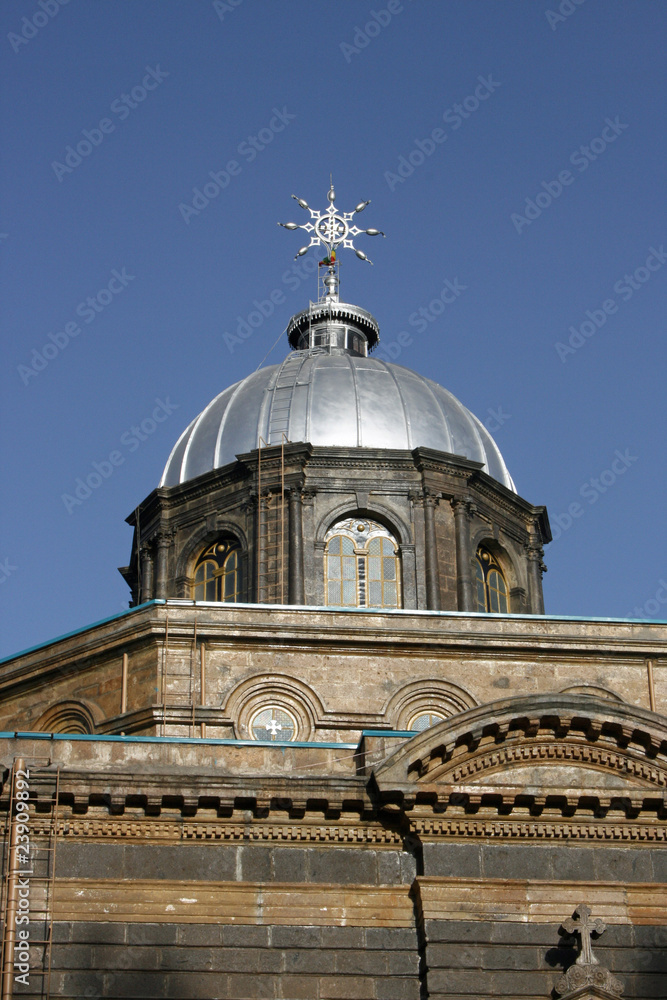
161;611;169;737
281;435;286;603
120;653;128;716
190;618;197;738
257;438;263;603
648;659;656;712
200;642;207;738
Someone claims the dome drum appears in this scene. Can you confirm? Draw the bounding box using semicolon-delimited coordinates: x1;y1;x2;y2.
123;440;549;617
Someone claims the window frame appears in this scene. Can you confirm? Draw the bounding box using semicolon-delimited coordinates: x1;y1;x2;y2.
192;538;243;603
324;517;401;610
475;546;509;614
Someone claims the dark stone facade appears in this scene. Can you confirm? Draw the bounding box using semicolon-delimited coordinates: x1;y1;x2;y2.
120;443;549;614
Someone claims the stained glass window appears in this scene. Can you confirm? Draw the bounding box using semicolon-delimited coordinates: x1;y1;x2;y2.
192;540;243;602
475;546;509;613
325;519;400;609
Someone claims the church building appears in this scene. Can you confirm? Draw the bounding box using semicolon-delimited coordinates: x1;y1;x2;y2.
1;186;665;999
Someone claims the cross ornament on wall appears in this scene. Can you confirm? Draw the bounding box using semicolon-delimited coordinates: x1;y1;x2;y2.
562;904;607;966
265;719;282;737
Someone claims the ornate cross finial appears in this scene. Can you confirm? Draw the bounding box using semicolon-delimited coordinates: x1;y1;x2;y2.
556;905;624;998
562;904;606;966
278;179;385;265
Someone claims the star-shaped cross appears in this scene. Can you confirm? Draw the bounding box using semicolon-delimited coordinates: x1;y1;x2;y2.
279;181;385;264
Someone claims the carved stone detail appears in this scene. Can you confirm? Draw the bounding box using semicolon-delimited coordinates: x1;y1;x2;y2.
439;742;666;787
556;905;624;998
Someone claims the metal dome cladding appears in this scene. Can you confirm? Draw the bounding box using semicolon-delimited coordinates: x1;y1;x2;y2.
160;349;515;490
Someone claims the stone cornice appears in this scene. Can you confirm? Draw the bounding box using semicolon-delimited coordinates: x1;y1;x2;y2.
1;604;666;679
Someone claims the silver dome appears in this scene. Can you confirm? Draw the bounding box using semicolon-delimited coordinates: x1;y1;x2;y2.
160;350;515;490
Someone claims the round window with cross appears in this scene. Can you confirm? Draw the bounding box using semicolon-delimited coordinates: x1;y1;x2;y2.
249;706;297;742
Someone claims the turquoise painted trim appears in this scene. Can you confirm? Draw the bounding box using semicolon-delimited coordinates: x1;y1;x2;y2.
0;600;166;665
171;599;667;625
361;730;414;738
0;731;357;750
2;598;663;666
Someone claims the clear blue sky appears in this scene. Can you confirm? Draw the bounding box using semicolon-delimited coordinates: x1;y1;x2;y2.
1;0;666;658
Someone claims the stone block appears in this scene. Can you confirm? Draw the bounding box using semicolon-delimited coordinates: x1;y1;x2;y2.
54;971;108;997
422;842;481;878
309;847;378;885
481;843;552;880
377;850;401;884
490;921;552;945
279;974;322;999
228;972;277;998
160;945;214;972
272;925;322;949
321;925;364;949
634;924;667;949
50;943;94;969
239;844;273;881
424;919;492;944
334;949;387;975
223;924;271;948
481;944;543;970
127;922;178;946
177;923;222;946
285;949;336;974
122;843;237;881
106;972;168;997
650;849;667;882
366;926;417;950
94;942;161;971
319;975;376;999
426;942;478;969
70;921;127;945
549;846;596;881
593;847;654;882
375;977;421;1000
51;921;71;943
56;842;123;879
273;847;310;882
386;950;420;976
400;851;418;883
164;972;229;998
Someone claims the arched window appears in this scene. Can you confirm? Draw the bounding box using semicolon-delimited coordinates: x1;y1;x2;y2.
408;711;446;732
475;546;509;613
324;518;401;609
192;539;243;602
